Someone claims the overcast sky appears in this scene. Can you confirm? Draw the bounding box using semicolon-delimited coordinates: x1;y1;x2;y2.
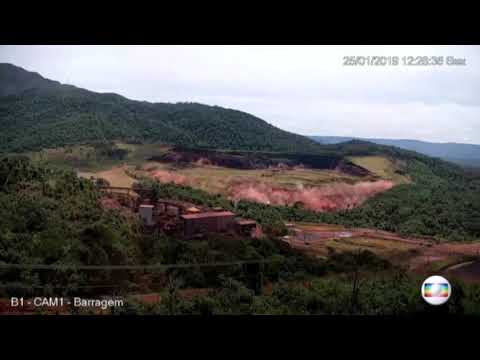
1;45;479;144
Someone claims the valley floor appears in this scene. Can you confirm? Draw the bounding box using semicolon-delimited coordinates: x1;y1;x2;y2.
284;222;480;284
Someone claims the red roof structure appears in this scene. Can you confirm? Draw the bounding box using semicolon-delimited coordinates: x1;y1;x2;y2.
181;211;235;238
235;219;256;225
180;211;235;220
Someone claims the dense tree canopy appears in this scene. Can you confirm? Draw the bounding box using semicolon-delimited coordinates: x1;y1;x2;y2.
0;63;322;154
135;146;480;241
2;64;480;315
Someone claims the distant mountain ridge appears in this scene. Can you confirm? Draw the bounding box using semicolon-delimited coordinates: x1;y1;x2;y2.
310;136;480;167
3;62;478;169
0;63;322;153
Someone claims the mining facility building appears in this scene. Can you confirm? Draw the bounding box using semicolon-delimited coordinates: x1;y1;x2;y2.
100;186;258;239
138;198;258;238
181;211;235;238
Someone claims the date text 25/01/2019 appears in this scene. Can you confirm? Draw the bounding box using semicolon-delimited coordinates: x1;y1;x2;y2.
342;56;466;66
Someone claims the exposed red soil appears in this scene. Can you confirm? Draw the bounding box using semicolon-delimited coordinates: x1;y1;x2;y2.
409;243;480;272
100;197;124;210
130;293;162;304
144;161;389;212
283;224;430;256
446;262;480;283
285;223;480;282
178;288;212;300
432;243;480;256
151;170;186;184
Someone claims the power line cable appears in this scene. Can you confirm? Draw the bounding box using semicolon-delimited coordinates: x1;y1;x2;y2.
0;259;271;271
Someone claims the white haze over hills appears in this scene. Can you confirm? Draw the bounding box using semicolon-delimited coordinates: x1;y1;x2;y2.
0;45;479;144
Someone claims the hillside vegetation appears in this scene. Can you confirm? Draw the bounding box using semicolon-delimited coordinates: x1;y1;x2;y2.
2;156;480;315
0;63;322;154
134;142;480;242
2;63;480;242
25;139;480;241
0;156;411;315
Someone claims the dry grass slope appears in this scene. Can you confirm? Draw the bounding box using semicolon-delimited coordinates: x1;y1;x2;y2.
347;156;410;184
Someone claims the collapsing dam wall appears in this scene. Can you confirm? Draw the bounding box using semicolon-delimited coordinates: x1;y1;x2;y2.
150;148;370;176
228;180;395;212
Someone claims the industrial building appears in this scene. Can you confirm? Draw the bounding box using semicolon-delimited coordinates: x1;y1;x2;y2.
138;198;258;239
139;204;154;226
234;218;257;236
181;211;235;238
100;186;258;239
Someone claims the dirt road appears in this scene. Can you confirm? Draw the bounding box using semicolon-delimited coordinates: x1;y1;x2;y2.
284;222;480;282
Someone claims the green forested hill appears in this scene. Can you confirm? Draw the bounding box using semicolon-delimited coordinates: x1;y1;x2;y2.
0;63;61;97
0;63;321;153
0;156;142;264
2;64;480;242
